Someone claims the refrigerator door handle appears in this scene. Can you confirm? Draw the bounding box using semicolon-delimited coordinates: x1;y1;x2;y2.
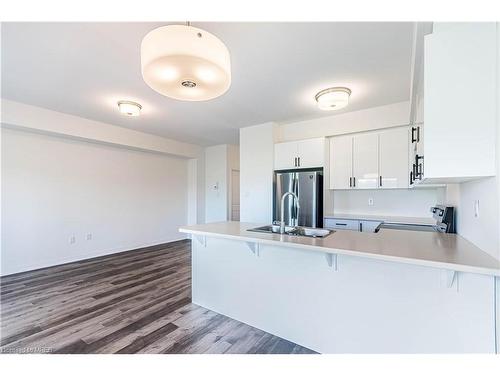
311;173;317;228
294;172;300;226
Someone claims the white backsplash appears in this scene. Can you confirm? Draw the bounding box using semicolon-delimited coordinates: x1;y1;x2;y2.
330;188;446;218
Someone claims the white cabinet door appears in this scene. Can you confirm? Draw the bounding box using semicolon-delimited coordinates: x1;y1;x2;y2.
424;23;497;180
329;136;352;189
324;218;359;231
297;138;325;168
274;141;298;170
352;133;379;189
379;127;409;189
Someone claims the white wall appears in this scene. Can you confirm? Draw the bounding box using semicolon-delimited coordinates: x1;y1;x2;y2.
240;122;277;223
2;99;206;227
330;188;445;218
187;158;199;225
1;99;202;158
450;23;500;260
204;144;240;223
455;178;499;259
205;145;229;223
276;101;410;142
1;128;189;275
195;154;206;225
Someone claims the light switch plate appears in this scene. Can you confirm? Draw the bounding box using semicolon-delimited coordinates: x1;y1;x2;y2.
473;200;480;218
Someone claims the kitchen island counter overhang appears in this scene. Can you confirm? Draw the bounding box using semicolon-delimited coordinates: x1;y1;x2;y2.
179;222;499;353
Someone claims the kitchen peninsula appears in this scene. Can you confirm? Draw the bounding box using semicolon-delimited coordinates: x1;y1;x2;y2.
180;222;500;353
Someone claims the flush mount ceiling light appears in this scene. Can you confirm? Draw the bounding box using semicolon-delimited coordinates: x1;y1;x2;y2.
141;23;231;101
117;100;142;116
315;87;351;111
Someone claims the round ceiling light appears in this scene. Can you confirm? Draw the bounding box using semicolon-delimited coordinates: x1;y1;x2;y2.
117;100;142;116
315;87;351;111
141;24;231;101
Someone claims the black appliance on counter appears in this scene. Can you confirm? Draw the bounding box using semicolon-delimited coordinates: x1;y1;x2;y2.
378;205;456;233
430;205;456;233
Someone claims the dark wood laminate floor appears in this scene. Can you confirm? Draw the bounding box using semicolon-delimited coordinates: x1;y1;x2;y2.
0;240;315;354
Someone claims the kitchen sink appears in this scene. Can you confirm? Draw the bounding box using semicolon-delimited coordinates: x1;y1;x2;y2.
248;225;333;238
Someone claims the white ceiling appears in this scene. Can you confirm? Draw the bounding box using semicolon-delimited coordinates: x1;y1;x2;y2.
1;22;414;146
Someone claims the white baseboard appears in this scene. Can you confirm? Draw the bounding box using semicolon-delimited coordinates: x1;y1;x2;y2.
1;236;189;276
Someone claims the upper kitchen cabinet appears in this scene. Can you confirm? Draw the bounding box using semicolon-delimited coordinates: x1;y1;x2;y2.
274;137;325;170
352;132;379;189
409;23;431;126
379;127;409;189
421;23;497;183
274;141;299;170
329;135;353;189
296;138;325;168
329;126;409;190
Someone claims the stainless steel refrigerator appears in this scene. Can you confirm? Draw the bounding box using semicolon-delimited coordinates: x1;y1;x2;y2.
273;169;323;228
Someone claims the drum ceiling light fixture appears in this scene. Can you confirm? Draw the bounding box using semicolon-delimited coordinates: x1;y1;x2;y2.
117;100;142;116
141;23;231;101
315;87;351;111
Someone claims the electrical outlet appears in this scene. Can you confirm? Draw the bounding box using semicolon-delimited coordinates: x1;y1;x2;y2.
368;198;374;206
86;233;92;241
69;235;76;244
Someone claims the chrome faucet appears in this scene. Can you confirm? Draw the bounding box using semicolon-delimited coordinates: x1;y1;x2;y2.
280;191;300;234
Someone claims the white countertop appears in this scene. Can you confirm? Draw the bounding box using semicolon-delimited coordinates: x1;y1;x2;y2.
324;213;436;225
179;221;500;276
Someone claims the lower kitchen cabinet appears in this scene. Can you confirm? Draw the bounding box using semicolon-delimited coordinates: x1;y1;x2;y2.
359;220;382;232
324;218;382;233
324;218;359;231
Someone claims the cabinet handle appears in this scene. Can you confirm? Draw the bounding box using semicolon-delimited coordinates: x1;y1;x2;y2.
359;222;363;232
409;170;413;185
353;177;356;187
415;154;424;179
411;126;417;143
298;157;300;167
416;126;420;143
335;223;347;226
294;157;297;167
379;176;382;187
349;177;352;187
